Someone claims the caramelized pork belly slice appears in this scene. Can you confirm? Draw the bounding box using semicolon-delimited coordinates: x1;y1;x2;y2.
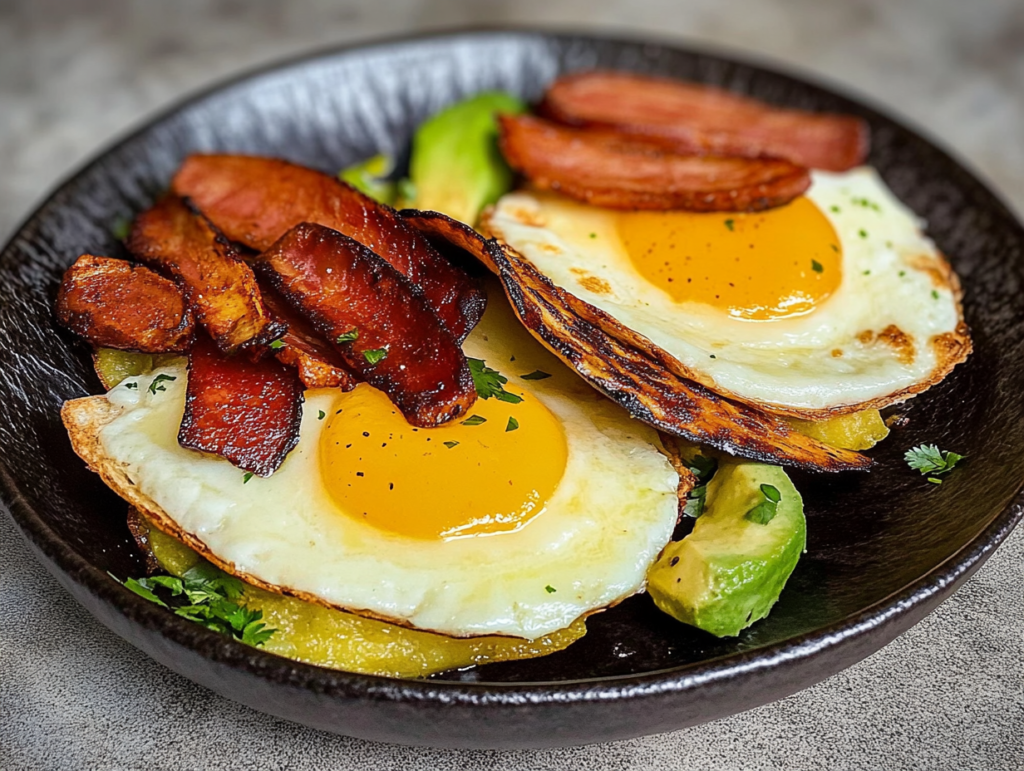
56;254;194;353
259;283;358;392
127;194;284;353
540;71;869;172
254;223;476;427
485;241;869;472
178;334;304;477
498;115;811;212
171;154;486;342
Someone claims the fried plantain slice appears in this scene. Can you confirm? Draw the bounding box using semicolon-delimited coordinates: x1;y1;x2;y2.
259;283;359;392
56;255;194;353
254;222;476;428
498;115;811;212
540;71;869;172
403;212;869;471
178;334;304;477
127;195;284;354
171;154;486;342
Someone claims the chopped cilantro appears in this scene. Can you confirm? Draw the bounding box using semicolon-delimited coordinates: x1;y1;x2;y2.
336;329;359;344
683;454;718;519
863;270;871;276
363;347;388;365
148;374;176;394
811;259;824;273
125;381;138;390
830;205;841;213
110;564;275;648
851;196;881;212
932;290;940;300
318;410;326;420
467;358;523;404
462;415;487;426
243;472;254;484
111;217;131;241
521;370;551;381
270;339;286;350
905;444;964;479
506;416;519;432
745;483;781;525
443;440;460;449
589;232;597;238
545;585;557;594
724;219;735;231
899;270;906;277
859;229;868;239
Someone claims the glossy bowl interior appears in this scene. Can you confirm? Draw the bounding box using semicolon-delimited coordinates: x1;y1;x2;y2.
1;30;1023;749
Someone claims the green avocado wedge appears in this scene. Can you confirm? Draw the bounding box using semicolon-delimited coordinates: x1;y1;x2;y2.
408;91;526;225
647;460;806;637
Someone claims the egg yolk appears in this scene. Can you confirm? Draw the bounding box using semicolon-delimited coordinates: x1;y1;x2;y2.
617;197;842;320
319;383;568;540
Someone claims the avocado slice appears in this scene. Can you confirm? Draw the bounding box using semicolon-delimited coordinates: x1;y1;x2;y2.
338;154;399;206
408;91;526;225
647;460;806;637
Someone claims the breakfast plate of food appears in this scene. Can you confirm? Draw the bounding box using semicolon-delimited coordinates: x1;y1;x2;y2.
2;30;1023;749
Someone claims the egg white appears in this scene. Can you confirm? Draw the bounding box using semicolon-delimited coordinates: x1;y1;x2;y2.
486;168;969;416
93;293;680;639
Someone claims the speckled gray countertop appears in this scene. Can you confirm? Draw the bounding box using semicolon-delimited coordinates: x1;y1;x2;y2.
2;1;1023;769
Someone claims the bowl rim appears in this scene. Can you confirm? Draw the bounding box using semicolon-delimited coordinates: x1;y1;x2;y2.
2;25;1023;707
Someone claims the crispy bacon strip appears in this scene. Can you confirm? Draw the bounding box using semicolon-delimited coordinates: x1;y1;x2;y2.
179;334;303;476
540;71;869;172
412;216;868;471
499;115;811;212
127;195;284;354
171;154;486;342
56;255;194;353
259;284;358;392
254;223;476;427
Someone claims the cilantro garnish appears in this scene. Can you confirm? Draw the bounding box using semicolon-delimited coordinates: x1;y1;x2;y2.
363;347;388;365
318;410;326;420
506;416;519;432
125;382;138;390
545;585;557;594
336;329;359;344
521;370;551;381
111;217;131;241
905;444;964;483
811;259;823;273
745;483;782;524
148;374;176;394
462;415;487;426
269;339;286;350
111;564;275;648
443;440;460;449
724;219;735;231
467;358;523;404
243;472;254;484
932;290;940;300
859;229;868;239
683;454;718;519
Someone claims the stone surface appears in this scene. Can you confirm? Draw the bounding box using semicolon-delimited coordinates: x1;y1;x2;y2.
2;1;1023;768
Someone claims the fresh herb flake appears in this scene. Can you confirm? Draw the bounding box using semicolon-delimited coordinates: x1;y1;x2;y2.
363;347;388;365
111;217;131;241
443;440;460;449
467;358;523;404
521;370;551;381
148;373;177;394
243;472;254;484
506;416;519;432
811;259;824;273
462;415;487;426
336;329;359;344
545;585;557;594
683;454;718;519
745;484;781;525
724;219;735;231
905;444;964;479
318;410;326;420
859;229;869;239
932;289;940;300
125;381;138;390
269;339;286;350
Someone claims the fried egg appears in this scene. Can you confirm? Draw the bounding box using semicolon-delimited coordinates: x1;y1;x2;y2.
75;287;680;639
485;168;971;418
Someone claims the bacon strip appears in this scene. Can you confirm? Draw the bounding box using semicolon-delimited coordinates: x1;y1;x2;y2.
259;284;358;392
179;334;304;476
415;215;869;471
254;223;476;427
171;154;486;342
540;71;868;172
56;255;194;353
499;115;811;212
127;195;284;353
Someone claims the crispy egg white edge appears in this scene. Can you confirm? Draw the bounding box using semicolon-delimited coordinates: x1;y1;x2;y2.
94;301;680;640
488;168;966;413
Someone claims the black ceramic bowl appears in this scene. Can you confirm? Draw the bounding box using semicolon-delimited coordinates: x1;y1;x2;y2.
2;30;1022;749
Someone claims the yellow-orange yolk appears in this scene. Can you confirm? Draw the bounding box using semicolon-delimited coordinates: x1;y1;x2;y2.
617;197;842;320
319;383;568;541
